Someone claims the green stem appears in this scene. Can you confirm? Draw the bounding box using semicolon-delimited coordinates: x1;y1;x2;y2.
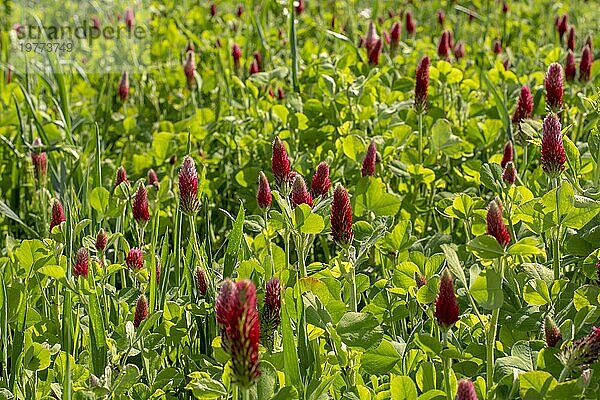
418;112;424;164
346;247;357;312
264;210;275;280
558;365;571;382
289;0;299;92
442;330;453;400
486;257;505;392
553;178;562;280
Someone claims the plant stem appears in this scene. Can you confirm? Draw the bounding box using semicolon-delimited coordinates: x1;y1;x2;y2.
289;0;299;92
442;330;453;400
558;365;571;382
346;247;357;312
486;257;504;393
418;112;424;164
553;178;562;280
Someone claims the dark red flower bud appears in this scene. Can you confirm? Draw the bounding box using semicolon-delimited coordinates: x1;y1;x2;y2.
169;155;177;165
438;31;450;60
210;3;217;17
434;269;460;329
437;9;445;26
541;113;566;178
545;63;564;111
178;156;200;215
502;2;509;13
184;51;196;87
196;266;207;296
405;11;416;35
415;271;427;288
456;378;478;400
147;169;159;188
271;137;291;187
124;8;134;31
330;184;353;245
231;44;242;69
311;161;331;198
567;27;575;51
268;87;275;98
503;58;511;71
558;14;568;42
73;247;89;278
361;140;377;177
31;138;47;184
580;45;593;82
261;277;281;351
447;31;454;48
115;166;129;188
95;229;108;252
134;294;148;328
118;71;129;102
295;0;305;15
236;4;244;18
256;171;272;210
493;39;502;54
290;175;313;208
253;51;262;70
414;56;430;114
560;327;600;375
50;199;66;232
132;184;150;224
503;162;516;185
382;31;391;45
216;279;261;388
126;247;144;271
368;39;383;65
390;22;401;50
249;59;259;75
277;87;285;100
453;42;465;60
500;141;513;168
512;86;533;124
545;315;562;347
364;21;379;51
565;50;576;82
486;198;510;247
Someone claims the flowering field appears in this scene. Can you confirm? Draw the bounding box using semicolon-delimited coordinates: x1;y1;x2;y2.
1;0;600;399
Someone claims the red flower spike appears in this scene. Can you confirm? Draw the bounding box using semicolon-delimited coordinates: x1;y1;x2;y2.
311;161;331;198
271;137;291;187
73;247;89;278
118;71;129;102
502;2;509;13
453;42;465;60
545;315;562;348
434;268;460;329
215;279;261;388
406;11;416;35
124;8;134;31
486;198;510;247
437;9;445;26
361;140;377;177
438;31;450;60
231;44;242;69
502;162;516;185
210;3;217;17
493;39;502;54
580;45;593;82
249;59;259;75
368;39;382;66
290;175;313;208
541;113;566;178
132;184;150;224
126;247;144;271
31;138;47;184
253;51;262;70
295;0;305;15
115;166;129;188
456;379;479;400
414;56;430;114
236;4;244;18
390;22;401;50
500;141;513;168
256;171;272;210
567;27;575;51
277;87;285;100
260;277;282;351
545;63;564;111
330;184;353;245
50;199;66;232
196;266;207;297
512;86;533;124
565;50;576;82
184;51;196;87
147;169;159;188
364;21;379;51
134;294;148;328
95;229;107;252
558;14;568;42
382;31;390;45
178;156;200;215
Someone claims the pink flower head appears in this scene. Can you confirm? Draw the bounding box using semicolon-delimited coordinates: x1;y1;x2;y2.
260;277;281;351
390;22;401;50
434;269;459;329
486;198;510;247
503;161;516;185
414;56;430;114
502;2;509;13
500;141;513;168
118;71;129;102
545;63;564;111
178;156;200;215
115;166;129;188
271;137;291;187
364;21;379;51
311;161;331;197
147;168;159;188
124;8;134;31
580;45;593;82
558;14;568;42
437;9;445;26
453;41;465;60
567;26;575;51
512;86;533;124
73;247;89;278
95;229;108;252
132;184;150;224
295;0;305;15
196;266;207;296
134;294;148;328
438;31;450;60
31;138;47;184
330;184;353;245
215;279;261;388
184;51;196;86
368;39;383;65
541;113;566;178
50;199;66;232
256;171;272;210
126;247;144;271
249;59;260;75
231;44;242;69
565;50;576;82
545;315;562;347
493;39;502;54
456;379;478;400
290;175;313;208
405;11;416;35
361;140;377;177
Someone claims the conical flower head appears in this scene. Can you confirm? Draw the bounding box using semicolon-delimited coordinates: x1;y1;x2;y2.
502;2;509;13
434;268;460;328
414;56;430;114
147;168;159;188
124;8;134;31
215;279;261;388
277;87;285;100
405;11;416;35
558;14;568;41
95;229;107;252
559;327;600;374
545;63;564;111
290;175;313;208
126;247;144;271
115;166;129;188
455;379;478;400
311;161;331;197
118;71;129;101
486;198;510;247
256;171;272;210
437;9;445;26
50;199;66;232
249;59;259;75
195;266;207;297
210;3;216;17
231;44;242;68
565;50;576;82
134;294;148;328
438;31;450;60
184;51;196;86
73;247;89;278
271;137;291;187
132;184;150;223
512;86;533;124
567;27;575;51
178;156;200;215
260;278;281;351
361;140;377;177
390;22;401;50
502;162;516;185
580;45;593;82
453;42;465;60
500;141;513;168
236;4;244;17
330;184;353;245
368;39;383;66
364;21;379;51
31;138;47;184
541;113;566;178
295;0;304;15
545;315;562;347
493;39;502;54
